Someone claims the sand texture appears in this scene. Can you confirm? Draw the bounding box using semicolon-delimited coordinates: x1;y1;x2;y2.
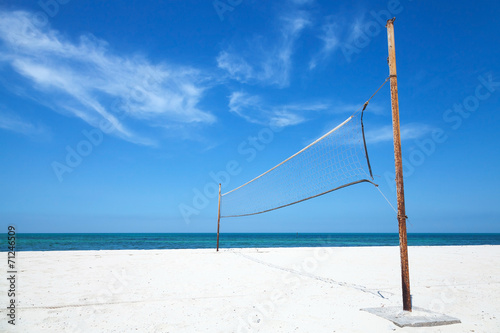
1;245;499;332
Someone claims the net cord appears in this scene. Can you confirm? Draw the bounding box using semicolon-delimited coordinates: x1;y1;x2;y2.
222;179;378;218
361;102;374;179
351;76;391;118
353;76;392;180
222;115;354;197
375;185;397;214
220;76;392;218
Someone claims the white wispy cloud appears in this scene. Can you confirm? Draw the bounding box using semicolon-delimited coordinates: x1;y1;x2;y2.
348;18;368;46
228;91;328;127
0;111;48;137
310;13;380;67
309;18;340;69
217;8;310;88
365;123;434;144
0;10;215;145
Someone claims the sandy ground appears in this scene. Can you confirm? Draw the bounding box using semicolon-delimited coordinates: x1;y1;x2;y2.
1;245;499;332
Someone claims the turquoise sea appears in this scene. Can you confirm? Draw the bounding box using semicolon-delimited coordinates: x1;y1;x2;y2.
3;233;500;251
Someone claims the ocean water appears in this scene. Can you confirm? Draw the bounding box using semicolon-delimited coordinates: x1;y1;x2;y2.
3;233;500;252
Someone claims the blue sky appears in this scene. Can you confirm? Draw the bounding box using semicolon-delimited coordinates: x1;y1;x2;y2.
0;0;499;233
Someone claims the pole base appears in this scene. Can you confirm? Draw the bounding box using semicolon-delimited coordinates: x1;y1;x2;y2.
361;306;461;328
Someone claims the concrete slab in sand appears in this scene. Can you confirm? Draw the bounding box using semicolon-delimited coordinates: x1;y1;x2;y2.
361;306;461;328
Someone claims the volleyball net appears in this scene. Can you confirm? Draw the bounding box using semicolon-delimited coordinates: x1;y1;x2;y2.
220;107;378;218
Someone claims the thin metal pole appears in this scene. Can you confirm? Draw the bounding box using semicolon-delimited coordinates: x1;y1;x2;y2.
386;17;412;312
216;183;221;252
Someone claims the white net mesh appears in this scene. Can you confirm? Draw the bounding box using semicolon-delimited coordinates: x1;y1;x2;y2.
221;114;376;218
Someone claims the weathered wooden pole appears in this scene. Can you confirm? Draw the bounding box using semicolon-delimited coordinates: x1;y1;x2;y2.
386;17;412;312
216;183;221;252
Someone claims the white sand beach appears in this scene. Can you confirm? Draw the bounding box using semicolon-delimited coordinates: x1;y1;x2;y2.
1;246;499;332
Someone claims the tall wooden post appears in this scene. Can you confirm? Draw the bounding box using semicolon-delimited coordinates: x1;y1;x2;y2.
386;17;412;312
216;183;221;252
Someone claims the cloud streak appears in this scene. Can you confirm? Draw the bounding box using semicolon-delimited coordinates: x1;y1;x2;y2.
365;123;434;144
228;91;328;128
309;17;340;69
309;13;379;67
0;110;48;137
217;8;310;88
0;10;215;145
